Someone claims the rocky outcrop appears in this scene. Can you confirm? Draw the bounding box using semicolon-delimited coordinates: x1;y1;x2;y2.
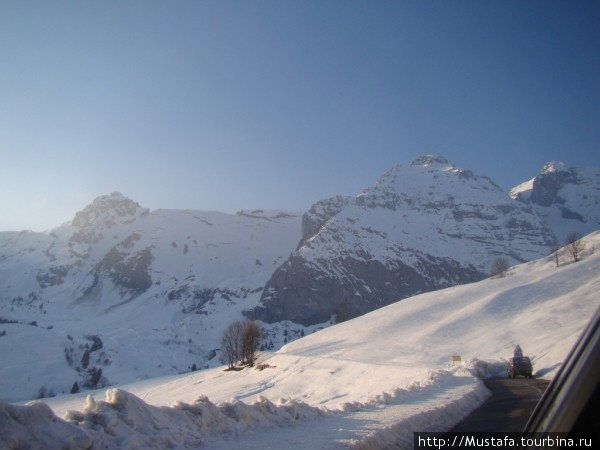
71;192;149;229
298;196;353;249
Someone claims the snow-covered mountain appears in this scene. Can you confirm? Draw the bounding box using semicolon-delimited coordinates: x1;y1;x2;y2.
510;161;600;242
1;157;598;402
4;231;599;449
0;192;303;400
248;156;556;325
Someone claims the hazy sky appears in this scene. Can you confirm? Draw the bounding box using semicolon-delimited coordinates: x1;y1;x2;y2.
1;1;599;231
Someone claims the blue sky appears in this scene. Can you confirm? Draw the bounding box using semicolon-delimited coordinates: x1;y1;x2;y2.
1;1;599;231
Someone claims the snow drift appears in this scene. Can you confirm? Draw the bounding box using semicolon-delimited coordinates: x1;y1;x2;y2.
0;389;324;450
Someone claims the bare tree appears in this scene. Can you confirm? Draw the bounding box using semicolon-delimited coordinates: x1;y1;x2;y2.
241;321;261;367
565;232;585;263
220;321;244;370
549;239;561;268
490;257;510;278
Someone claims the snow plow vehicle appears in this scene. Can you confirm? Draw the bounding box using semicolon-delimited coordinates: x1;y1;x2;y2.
508;356;533;379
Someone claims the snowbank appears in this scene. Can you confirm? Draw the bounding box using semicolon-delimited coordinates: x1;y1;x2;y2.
352;382;489;449
1;365;489;450
0;389;324;450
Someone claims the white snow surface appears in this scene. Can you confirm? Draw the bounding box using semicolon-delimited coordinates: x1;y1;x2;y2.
0;193;304;401
2;231;599;449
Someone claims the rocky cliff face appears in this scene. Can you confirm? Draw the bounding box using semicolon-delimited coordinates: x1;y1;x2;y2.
510;162;600;242
247;155;556;325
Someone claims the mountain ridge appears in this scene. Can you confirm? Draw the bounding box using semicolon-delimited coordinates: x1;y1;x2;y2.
1;155;599;399
247;155;559;325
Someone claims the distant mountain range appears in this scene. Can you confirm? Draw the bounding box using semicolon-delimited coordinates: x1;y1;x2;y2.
1;156;598;400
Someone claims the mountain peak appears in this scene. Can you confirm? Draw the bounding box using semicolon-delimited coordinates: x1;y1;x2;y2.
541;161;569;174
510;161;600;242
71;192;149;229
410;155;450;168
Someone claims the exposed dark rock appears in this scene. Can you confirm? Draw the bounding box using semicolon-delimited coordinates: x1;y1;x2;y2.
410;155;449;166
298;195;353;249
528;168;578;207
559;206;584;221
167;285;261;314
95;247;153;296
36;265;69;288
247;254;483;326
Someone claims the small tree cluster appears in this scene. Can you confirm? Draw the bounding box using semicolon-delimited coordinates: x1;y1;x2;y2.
549;231;587;267
35;385;56;399
565;232;585;263
220;320;262;370
490;257;510;278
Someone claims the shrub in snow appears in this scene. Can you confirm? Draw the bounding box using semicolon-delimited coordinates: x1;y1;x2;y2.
489;257;510;278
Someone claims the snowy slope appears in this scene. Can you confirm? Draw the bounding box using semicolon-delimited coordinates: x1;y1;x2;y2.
3;231;598;449
510;161;600;242
250;155;555;325
0;193;303;401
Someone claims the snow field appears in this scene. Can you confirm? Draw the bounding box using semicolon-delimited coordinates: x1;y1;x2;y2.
2;231;599;449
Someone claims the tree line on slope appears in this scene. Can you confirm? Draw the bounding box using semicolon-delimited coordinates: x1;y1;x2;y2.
490;231;589;278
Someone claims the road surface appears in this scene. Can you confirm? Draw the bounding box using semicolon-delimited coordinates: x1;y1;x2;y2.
452;377;550;432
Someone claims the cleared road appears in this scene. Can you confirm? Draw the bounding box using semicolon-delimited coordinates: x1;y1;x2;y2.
452;377;550;432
